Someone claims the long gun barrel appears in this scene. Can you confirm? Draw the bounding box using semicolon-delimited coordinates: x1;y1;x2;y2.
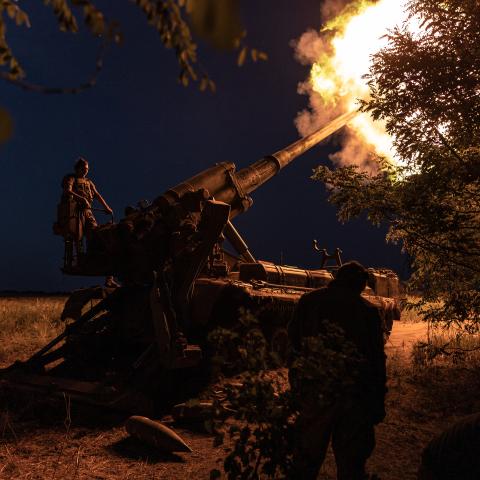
156;111;357;218
73;111;358;278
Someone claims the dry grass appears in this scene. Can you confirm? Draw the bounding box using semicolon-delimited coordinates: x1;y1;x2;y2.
411;327;480;368
400;296;480;367
0;297;65;366
398;306;422;323
0;418;220;479
398;295;434;323
1;296;480;479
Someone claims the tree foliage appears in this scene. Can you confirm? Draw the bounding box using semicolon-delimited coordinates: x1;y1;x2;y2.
207;313;364;479
314;0;480;327
0;0;267;142
0;0;267;89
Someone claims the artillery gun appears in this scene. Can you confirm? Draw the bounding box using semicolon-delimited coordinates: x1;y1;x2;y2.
2;112;400;412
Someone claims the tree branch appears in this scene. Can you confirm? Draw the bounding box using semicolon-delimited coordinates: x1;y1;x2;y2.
0;37;109;94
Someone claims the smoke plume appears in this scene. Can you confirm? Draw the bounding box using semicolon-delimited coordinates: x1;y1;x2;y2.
320;0;358;22
293;0;377;172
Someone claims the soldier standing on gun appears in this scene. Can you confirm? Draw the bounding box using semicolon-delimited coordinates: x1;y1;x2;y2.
62;156;113;235
288;261;387;480
61;157;117;287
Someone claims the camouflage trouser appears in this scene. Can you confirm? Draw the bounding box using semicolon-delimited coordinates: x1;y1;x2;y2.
293;398;375;480
81;208;98;237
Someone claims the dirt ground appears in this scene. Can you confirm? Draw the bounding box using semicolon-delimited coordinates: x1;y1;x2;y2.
1;319;480;479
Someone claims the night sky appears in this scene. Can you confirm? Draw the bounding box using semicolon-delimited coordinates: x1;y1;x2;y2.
0;0;404;292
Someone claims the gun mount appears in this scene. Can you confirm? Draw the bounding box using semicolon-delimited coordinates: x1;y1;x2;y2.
1;112;401;412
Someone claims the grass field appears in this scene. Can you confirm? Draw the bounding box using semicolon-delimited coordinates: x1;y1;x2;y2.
1;296;480;479
0;297;65;366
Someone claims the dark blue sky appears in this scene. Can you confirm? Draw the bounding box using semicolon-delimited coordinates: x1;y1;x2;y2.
0;1;404;291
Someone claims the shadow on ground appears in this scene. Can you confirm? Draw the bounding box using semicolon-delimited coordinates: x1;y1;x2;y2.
108;436;184;463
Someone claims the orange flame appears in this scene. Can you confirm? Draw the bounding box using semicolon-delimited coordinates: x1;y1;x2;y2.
306;0;419;168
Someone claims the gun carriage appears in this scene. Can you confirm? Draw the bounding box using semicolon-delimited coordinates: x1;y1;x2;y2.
2;112;400;412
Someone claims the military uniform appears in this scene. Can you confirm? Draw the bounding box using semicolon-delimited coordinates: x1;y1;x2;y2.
289;280;387;480
62;174;98;236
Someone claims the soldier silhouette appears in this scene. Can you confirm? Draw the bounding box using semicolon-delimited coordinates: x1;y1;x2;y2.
288;261;387;480
55;157;117;286
62;157;113;234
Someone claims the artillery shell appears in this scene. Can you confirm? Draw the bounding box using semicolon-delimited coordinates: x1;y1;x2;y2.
125;415;192;453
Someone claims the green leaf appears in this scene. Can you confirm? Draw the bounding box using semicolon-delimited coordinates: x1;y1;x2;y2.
6;4;16;19
0;107;14;144
257;51;268;61
199;77;208;91
15;10;31;28
209;469;221;480
237;46;247;67
188;0;242;50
